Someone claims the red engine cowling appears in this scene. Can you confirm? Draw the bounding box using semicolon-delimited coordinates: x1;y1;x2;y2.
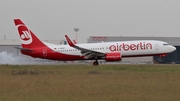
159;54;167;57
105;52;122;61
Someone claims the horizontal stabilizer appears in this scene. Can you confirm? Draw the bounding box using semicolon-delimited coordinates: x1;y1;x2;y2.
14;47;33;52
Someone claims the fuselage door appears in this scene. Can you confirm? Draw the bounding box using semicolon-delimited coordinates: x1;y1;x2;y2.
155;43;159;50
43;49;47;57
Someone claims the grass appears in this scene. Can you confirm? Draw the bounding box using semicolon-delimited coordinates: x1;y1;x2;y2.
0;64;180;101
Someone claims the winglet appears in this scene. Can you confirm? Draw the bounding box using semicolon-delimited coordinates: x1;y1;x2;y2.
65;35;75;47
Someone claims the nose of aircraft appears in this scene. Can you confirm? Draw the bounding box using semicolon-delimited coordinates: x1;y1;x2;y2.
170;45;176;52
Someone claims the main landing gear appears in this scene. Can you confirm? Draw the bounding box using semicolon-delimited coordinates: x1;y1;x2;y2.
93;60;99;66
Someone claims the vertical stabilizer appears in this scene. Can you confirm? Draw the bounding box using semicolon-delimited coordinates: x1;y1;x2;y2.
14;19;45;48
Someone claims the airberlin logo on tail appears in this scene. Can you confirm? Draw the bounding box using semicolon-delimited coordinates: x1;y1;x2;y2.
21;31;30;40
18;25;32;44
109;42;152;51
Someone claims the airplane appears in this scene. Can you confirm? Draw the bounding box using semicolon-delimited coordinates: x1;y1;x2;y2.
14;19;176;66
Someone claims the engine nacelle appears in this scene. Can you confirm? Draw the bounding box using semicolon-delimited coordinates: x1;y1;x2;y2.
159;54;167;57
105;52;122;61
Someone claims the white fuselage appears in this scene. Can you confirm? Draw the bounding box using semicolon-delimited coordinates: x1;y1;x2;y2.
46;40;176;57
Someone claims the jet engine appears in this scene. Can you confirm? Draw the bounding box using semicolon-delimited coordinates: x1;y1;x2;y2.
105;52;122;61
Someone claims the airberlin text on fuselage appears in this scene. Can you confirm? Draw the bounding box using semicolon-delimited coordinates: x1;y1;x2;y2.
109;42;152;51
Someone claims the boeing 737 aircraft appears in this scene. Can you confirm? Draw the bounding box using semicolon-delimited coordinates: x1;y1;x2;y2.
14;19;176;65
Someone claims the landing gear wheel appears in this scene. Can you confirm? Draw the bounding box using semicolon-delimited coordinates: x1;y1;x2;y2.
93;60;99;66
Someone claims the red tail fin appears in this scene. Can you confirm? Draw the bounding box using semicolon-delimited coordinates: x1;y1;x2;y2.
14;19;45;48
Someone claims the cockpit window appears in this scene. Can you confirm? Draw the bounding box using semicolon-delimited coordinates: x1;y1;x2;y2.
163;43;169;46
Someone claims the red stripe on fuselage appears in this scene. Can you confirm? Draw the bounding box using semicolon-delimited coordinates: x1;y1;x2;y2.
122;53;167;58
21;46;84;61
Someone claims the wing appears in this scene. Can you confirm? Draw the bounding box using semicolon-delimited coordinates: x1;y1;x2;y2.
65;35;105;59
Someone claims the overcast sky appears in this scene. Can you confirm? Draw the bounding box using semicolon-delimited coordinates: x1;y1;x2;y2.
0;0;180;43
